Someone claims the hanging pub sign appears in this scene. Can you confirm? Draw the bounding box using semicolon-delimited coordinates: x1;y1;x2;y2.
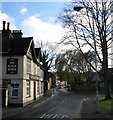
7;58;18;74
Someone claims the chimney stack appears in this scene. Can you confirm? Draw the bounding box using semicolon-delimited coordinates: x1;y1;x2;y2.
7;22;10;30
2;21;12;52
3;21;6;30
12;30;23;38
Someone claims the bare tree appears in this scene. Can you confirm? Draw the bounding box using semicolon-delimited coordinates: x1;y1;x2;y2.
58;0;113;99
36;41;56;93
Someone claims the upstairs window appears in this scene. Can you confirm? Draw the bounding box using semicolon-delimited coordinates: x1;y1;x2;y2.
34;65;37;75
27;59;31;74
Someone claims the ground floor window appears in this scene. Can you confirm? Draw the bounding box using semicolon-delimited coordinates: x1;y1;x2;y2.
37;81;39;94
11;84;19;98
41;82;43;93
26;80;30;97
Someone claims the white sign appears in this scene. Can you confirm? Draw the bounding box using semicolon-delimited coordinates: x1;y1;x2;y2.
92;72;101;82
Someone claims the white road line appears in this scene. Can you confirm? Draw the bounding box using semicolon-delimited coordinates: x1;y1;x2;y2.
52;114;57;118
40;113;46;118
45;114;51;118
61;114;66;119
46;114;53;118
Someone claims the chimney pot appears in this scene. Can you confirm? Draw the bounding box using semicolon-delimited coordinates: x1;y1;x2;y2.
3;21;6;30
7;22;10;30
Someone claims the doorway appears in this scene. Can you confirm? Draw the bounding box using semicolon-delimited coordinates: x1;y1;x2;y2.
34;81;36;100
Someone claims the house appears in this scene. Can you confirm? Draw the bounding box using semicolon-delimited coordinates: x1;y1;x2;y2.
48;72;56;90
1;21;44;107
35;48;44;97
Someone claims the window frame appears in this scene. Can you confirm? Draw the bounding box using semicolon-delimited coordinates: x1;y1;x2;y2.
11;83;19;99
26;80;30;97
27;59;31;74
37;80;39;94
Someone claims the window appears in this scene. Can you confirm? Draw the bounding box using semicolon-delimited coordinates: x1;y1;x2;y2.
11;84;19;98
41;82;43;93
37;81;39;93
27;59;31;74
34;65;36;75
26;80;30;97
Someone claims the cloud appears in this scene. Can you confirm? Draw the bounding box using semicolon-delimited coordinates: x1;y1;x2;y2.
0;12;16;30
33;14;41;18
22;15;64;46
20;8;27;15
49;17;55;22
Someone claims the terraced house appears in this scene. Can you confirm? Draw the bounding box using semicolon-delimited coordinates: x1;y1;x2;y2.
1;21;44;107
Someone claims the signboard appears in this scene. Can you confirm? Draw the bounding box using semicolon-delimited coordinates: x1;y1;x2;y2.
92;72;101;82
7;58;18;74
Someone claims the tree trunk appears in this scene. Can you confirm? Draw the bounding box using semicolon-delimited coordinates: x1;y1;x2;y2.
103;40;112;99
104;69;112;99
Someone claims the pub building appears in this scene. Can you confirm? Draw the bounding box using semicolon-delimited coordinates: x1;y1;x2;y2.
1;21;44;107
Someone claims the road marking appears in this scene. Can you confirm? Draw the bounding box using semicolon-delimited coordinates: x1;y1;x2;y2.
45;114;51;118
40;114;71;119
61;114;69;119
61;114;66;118
40;114;58;118
46;114;53;118
40;113;46;118
52;114;57;118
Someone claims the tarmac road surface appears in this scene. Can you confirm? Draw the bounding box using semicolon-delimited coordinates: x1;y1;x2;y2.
5;89;86;119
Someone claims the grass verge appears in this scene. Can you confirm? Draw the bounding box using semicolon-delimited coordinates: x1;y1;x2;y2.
99;97;113;114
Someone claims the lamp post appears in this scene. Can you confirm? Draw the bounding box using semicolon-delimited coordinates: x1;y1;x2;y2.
73;5;99;113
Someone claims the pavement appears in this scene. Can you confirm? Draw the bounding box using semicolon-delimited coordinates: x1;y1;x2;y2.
2;89;113;120
80;98;113;119
2;89;55;119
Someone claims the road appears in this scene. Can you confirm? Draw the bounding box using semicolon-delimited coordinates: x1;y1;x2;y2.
6;89;95;119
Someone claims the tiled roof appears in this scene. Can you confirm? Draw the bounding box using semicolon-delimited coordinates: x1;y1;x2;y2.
35;48;42;62
2;37;33;56
35;48;41;58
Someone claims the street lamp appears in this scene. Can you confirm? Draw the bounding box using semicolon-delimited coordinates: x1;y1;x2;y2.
73;6;84;11
73;5;100;113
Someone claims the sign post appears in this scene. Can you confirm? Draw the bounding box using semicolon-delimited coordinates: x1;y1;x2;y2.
92;72;101;113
